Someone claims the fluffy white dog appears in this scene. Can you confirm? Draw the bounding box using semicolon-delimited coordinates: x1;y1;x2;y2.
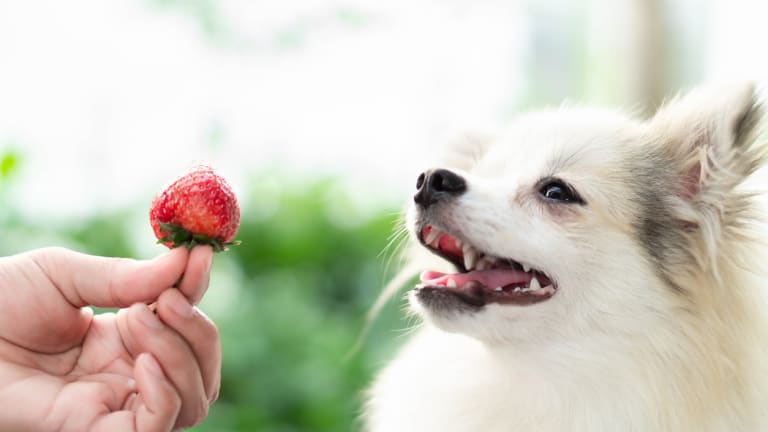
365;84;768;431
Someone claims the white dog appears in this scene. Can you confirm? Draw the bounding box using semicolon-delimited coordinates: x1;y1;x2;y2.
365;84;768;431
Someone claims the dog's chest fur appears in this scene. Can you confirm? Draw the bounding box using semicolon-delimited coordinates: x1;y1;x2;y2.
367;327;762;432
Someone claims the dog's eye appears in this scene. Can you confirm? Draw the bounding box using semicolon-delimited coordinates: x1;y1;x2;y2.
538;179;584;204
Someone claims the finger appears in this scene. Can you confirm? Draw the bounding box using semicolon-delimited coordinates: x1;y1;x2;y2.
89;354;180;432
156;288;221;402
118;303;210;429
176;245;213;304
33;246;189;308
135;353;181;432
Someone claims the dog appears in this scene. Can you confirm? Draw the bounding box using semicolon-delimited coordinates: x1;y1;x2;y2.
364;84;768;431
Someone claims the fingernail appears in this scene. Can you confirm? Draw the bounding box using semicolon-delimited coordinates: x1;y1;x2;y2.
135;303;164;329
197;249;213;300
169;292;194;318
203;248;213;273
141;353;164;378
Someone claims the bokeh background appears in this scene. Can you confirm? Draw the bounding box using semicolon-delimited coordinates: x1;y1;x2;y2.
1;1;767;430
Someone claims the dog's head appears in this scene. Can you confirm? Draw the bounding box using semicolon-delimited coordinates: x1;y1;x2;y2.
406;84;764;344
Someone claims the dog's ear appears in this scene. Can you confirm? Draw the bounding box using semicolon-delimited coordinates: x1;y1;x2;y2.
650;83;764;201
649;84;764;274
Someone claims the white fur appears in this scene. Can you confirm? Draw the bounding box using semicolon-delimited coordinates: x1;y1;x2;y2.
365;84;768;431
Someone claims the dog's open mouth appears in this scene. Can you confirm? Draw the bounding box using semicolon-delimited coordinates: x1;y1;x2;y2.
415;225;557;307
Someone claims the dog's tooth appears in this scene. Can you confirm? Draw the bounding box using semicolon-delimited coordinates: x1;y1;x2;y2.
446;278;457;288
534;284;555;295
529;277;541;291
513;287;522;293
454;238;463;249
464;248;477;270
425;228;441;246
522;263;531;273
494;286;503;292
476;259;487;271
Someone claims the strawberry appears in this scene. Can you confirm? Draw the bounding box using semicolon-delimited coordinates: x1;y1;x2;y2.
150;164;240;252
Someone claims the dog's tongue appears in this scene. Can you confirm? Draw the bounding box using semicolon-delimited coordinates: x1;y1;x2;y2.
420;268;532;289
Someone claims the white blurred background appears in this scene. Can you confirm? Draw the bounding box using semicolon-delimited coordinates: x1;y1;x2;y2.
1;0;767;219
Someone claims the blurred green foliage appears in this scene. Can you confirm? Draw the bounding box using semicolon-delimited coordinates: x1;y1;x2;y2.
0;166;410;432
0;147;20;182
202;178;407;432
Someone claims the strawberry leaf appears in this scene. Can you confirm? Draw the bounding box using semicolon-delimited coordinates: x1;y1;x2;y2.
157;222;240;252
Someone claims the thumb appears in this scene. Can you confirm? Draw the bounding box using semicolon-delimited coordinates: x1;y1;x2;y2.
32;246;189;308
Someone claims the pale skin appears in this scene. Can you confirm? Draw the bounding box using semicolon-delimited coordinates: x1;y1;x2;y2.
0;246;221;431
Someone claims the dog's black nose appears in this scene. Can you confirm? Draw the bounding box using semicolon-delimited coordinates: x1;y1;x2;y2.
414;168;467;208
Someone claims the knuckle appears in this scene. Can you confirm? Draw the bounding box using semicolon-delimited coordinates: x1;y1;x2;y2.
31;246;67;271
209;386;221;403
168;389;183;413
157;384;182;420
195;309;220;339
41;245;70;257
191;396;210;425
173;392;183;407
207;319;220;340
107;258;136;307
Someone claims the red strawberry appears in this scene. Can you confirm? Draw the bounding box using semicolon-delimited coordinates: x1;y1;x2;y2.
150;164;240;251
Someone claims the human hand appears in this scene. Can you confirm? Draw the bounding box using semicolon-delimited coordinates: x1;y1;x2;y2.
0;246;221;431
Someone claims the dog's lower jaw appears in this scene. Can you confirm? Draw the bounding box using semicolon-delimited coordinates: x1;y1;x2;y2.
365;319;768;432
407;290;558;344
